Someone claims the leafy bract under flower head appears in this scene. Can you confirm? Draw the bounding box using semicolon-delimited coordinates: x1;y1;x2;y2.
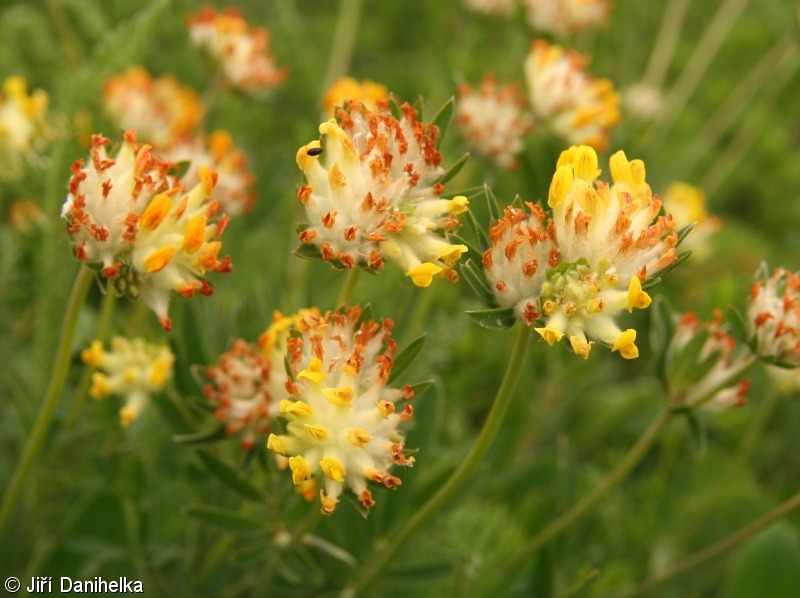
748;266;800;367
267;306;416;515
82;337;174;427
62;131;232;331
186;6;287;96
524;39;620;151
456;74;532;170
295;99;469;287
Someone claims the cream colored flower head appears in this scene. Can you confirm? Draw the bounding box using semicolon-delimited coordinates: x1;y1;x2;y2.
668;313;750;410
462;0;517;17
267;306;417;515
661;182;720;259
187;6;287;96
295;99;469;287
483;201;558;325
456;75;532;170
82;337;174;427
534;145;677;359
102;66;203;149
62;131;232;331
204;339;285;451
0;76;49;180
322;77;390;116
163;130;256;215
521;0;610;37
748;267;800;367
524;39;621;151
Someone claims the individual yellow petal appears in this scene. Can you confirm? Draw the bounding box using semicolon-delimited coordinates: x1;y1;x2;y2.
437;244;469;265
535;326;565;345
321;386;355;407
571;145;600;181
406;262;443;287
81;340;105;366
182;214;207;253
305;424;328;441
279;399;313;417
297;357;327;383
296;140;322;172
320;455;346;482
288;455;311;484
548;164;574;208
627;277;652;312
143;246;177;273
266;433;287;455
448;195;469;214
119;406;138;428
148;358;171;387
89;372;111;399
140;194;173;230
320;491;339;515
346;428;372;447
611;328;639;359
569;336;592;359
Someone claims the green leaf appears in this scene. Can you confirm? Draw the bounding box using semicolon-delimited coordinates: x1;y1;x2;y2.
388;334;426;384
173;424;229;446
292;242;323;261
181;504;266;532
435;152;469;185
195;451;264;502
727;304;750;344
466;307;517;329
460;259;498;308
724;522;800;598
430;96;455;142
650;296;676;387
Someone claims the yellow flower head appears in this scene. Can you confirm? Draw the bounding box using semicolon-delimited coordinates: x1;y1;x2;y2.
266;306;416;515
521;0;611;37
186;6;288;96
524;39;620;151
204;338;287;451
456;74;532;170
82;337;174;427
322;76;390;115
295;100;469;285
0;76;50;180
62;131;232;331
102;66;203;149
748;267;800;367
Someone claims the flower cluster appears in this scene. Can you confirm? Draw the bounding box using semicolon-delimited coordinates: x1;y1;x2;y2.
82;337;174;427
524;39;621;150
102;66;204;149
456;75;532;170
267;307;416;515
186;6;287;96
295;100;469;287
521;0;611;37
61;131;232;331
486;145;677;359
0;76;49;180
748;267;800;367
163;130;256;215
323;76;390;116
667;313;750;410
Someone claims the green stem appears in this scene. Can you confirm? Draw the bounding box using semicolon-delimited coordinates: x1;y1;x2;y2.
343;324;533;597
336;267;361;309
320;0;364;97
502;407;673;575
614;488;800;598
0;265;94;537
640;0;690;90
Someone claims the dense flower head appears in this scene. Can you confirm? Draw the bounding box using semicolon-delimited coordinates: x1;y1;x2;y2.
0;76;49;180
266;306;416;515
534;145;677;358
524;39;621;151
204;339;284;450
61;131;232;331
322;76;390;116
82;337;174;427
102;66;203;149
668;313;750;410
186;6;287;95
521;0;611;37
483;201;557;324
163;130;256;215
295;99;469;287
748;267;800;367
661;182;720;258
456;75;532;170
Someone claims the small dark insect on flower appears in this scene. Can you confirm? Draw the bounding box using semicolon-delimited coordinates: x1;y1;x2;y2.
307;147;323;156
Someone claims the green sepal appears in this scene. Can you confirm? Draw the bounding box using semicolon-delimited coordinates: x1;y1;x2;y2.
758;355;799;369
388;334;426;384
430;96;455;143
650;296;676;387
181;504;267;532
726;304;750;345
466;307;517;329
434;152;469;185
464;210;491;253
460;258;499;308
195;450;264;502
484;183;502;222
676;222;697;247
